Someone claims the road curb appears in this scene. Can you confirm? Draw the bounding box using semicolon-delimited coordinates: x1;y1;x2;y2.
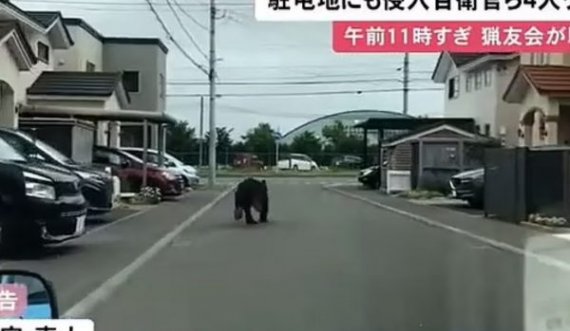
521;221;570;233
62;183;237;319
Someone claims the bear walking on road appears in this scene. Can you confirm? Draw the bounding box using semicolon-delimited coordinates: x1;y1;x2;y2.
233;177;269;225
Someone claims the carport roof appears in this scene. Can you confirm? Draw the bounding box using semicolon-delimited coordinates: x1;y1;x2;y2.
354;117;476;132
19;105;177;125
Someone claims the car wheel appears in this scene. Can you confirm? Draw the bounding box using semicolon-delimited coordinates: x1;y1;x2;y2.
293;165;299;171
467;197;483;209
310;166;316;171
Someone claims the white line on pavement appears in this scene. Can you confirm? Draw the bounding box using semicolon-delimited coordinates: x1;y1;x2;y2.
324;186;570;273
62;184;237;318
81;207;156;239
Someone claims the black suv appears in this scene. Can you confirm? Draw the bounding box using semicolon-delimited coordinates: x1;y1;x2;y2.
449;168;485;208
0;128;114;215
0;138;87;248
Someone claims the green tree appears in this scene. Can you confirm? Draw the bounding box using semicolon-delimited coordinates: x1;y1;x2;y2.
321;120;362;154
290;131;322;157
166;120;196;153
242;123;277;154
205;126;234;152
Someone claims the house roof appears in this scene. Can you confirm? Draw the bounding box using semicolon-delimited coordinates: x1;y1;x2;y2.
503;65;570;103
27;71;130;106
431;52;518;83
63;17;169;54
0;20;37;68
24;11;60;27
384;123;489;147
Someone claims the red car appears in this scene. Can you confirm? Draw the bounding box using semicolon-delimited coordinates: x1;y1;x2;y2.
93;146;184;196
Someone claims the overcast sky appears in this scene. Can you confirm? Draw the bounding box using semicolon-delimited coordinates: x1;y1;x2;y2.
15;0;444;139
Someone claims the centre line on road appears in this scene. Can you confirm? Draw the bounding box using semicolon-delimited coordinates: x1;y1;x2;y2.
324;185;570;274
62;184;237;319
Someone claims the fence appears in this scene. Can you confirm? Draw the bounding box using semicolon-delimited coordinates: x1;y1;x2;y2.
168;151;366;169
484;147;570;223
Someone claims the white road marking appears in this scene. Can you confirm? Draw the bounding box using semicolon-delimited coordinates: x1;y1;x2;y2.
62;184;237;318
81;207;156;239
324;186;570;273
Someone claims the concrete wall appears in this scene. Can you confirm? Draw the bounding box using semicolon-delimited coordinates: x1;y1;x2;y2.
102;43;166;112
54;25;103;72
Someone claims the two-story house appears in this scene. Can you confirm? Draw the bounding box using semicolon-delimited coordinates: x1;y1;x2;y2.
52;18;168;149
503;53;570;147
431;52;521;146
0;2;72;128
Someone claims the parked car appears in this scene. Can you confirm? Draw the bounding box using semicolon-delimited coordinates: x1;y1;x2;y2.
0;128;114;215
358;165;381;189
93;146;184;196
449;168;485;208
233;153;264;170
331;155;363;169
0;138;87;248
120;147;200;187
277;153;319;171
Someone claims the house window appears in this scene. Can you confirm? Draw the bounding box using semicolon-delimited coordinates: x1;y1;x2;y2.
474;71;482;90
448;76;459;99
484;124;491;136
484;69;492;86
122;71;140;93
159;73;165;99
86;61;95;72
466;74;473;92
37;42;49;64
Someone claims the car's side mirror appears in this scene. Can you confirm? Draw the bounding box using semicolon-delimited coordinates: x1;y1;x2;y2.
0;270;59;319
121;160;130;168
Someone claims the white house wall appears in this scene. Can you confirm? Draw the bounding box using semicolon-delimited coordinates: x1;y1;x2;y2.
444;63;496;135
54;25;103;71
443;58;520;146
103;43;166;113
19;31;53;90
0;42;21;127
494;60;521;146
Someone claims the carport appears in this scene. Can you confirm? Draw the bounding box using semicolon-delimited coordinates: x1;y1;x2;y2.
354;117;476;189
19;104;177;188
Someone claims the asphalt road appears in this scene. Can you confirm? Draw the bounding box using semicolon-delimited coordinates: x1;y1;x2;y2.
84;181;546;331
7;178;570;330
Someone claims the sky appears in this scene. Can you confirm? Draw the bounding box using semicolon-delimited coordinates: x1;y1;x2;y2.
14;0;445;140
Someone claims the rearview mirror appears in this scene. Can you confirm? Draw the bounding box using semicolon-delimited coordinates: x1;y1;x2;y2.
0;270;59;319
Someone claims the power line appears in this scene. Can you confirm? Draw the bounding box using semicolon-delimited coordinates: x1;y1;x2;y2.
165;0;208;60
168;87;443;98
168;78;432;85
144;0;208;75
173;0;209;31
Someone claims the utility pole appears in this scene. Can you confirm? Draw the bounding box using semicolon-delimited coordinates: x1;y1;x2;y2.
198;96;204;167
207;0;217;188
403;52;409;115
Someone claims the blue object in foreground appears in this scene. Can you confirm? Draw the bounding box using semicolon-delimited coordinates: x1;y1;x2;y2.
23;304;51;319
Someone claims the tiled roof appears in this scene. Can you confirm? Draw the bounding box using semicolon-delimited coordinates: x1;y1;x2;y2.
519;65;570;96
24;11;60;27
27;71;124;97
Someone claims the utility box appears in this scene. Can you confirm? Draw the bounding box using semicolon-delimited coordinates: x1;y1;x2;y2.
19;118;96;164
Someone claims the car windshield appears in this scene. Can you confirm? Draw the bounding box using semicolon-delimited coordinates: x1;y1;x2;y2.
33;138;76;166
0;138;26;162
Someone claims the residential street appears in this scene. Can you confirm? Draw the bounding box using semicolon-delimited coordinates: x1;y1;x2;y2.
6;178;570;330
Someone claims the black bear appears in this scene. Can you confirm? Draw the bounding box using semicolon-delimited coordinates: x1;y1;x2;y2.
233;177;269;225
